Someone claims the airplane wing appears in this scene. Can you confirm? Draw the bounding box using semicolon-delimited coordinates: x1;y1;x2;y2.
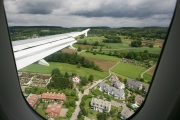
12;29;90;70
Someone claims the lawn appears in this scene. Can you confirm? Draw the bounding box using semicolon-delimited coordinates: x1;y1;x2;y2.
36;103;49;118
20;62;109;80
101;43;132;49
84;98;98;120
111;62;147;79
80;52;121;62
77;36;105;44
143;73;153;82
102;47;161;54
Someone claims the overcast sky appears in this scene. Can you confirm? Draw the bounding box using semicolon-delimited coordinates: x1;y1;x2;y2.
4;0;176;27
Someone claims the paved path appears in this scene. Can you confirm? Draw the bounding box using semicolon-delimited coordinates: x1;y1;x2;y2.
71;93;83;120
77;50;86;55
70;61;120;120
141;65;156;78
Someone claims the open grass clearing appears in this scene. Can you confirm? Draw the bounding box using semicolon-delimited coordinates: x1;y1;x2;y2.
111;62;147;79
101;43;132;49
84;57;117;70
77;36;105;44
143;73;153;82
84;98;98;120
20;62;109;80
80;52;121;62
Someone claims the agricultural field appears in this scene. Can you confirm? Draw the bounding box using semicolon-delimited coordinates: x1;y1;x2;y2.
19;62;109;80
73;44;93;49
83;57;117;71
79;52;120;62
143;65;156;82
111;62;147;79
61;48;76;54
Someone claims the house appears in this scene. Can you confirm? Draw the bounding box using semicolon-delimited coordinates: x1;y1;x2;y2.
90;98;111;112
72;76;80;83
109;75;125;89
99;82;125;99
126;79;142;90
26;94;40;108
144;85;149;94
45;103;62;117
42;92;66;102
121;107;134;119
135;94;145;106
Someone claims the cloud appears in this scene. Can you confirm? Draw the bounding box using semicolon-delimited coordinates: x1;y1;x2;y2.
3;0;176;27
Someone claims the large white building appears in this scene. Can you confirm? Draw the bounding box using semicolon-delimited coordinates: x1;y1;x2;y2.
90;98;111;113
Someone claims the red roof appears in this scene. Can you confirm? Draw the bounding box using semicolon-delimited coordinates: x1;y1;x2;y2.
42;92;66;101
26;94;39;108
45;104;62;117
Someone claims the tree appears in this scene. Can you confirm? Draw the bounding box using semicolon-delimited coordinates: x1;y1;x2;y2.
88;75;94;82
77;46;82;52
93;50;96;55
140;78;144;82
149;43;154;48
126;52;134;59
77;63;81;68
97;113;108;120
131;40;142;47
83;40;87;45
82;108;88;116
51;68;61;76
99;46;102;52
94;41;99;46
64;72;69;78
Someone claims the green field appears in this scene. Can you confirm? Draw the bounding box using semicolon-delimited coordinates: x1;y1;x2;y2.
79;52;120;62
143;73;153;82
20;62;108;80
77;36;105;44
101;43;132;49
111;62;147;79
101;47;161;54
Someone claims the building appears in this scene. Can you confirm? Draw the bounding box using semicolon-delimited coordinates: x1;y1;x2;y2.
121;107;134;119
45;103;62;117
135;94;145;106
90;98;111;112
42;92;66;102
72;76;80;83
109;75;125;89
26;94;40;108
99;82;125;99
126;79;142;90
144;85;149;94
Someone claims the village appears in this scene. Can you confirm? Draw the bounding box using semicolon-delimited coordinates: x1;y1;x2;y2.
19;71;149;120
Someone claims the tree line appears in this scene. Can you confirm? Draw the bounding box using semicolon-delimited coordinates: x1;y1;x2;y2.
103;35;122;43
45;52;103;71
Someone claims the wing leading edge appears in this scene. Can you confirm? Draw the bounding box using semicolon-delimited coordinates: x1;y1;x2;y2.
12;29;90;70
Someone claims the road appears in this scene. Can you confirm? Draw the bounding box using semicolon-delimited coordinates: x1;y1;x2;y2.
71;61;120;120
141;65;156;78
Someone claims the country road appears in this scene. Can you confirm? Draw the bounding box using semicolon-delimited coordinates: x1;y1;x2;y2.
141;65;156;78
70;61;120;120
